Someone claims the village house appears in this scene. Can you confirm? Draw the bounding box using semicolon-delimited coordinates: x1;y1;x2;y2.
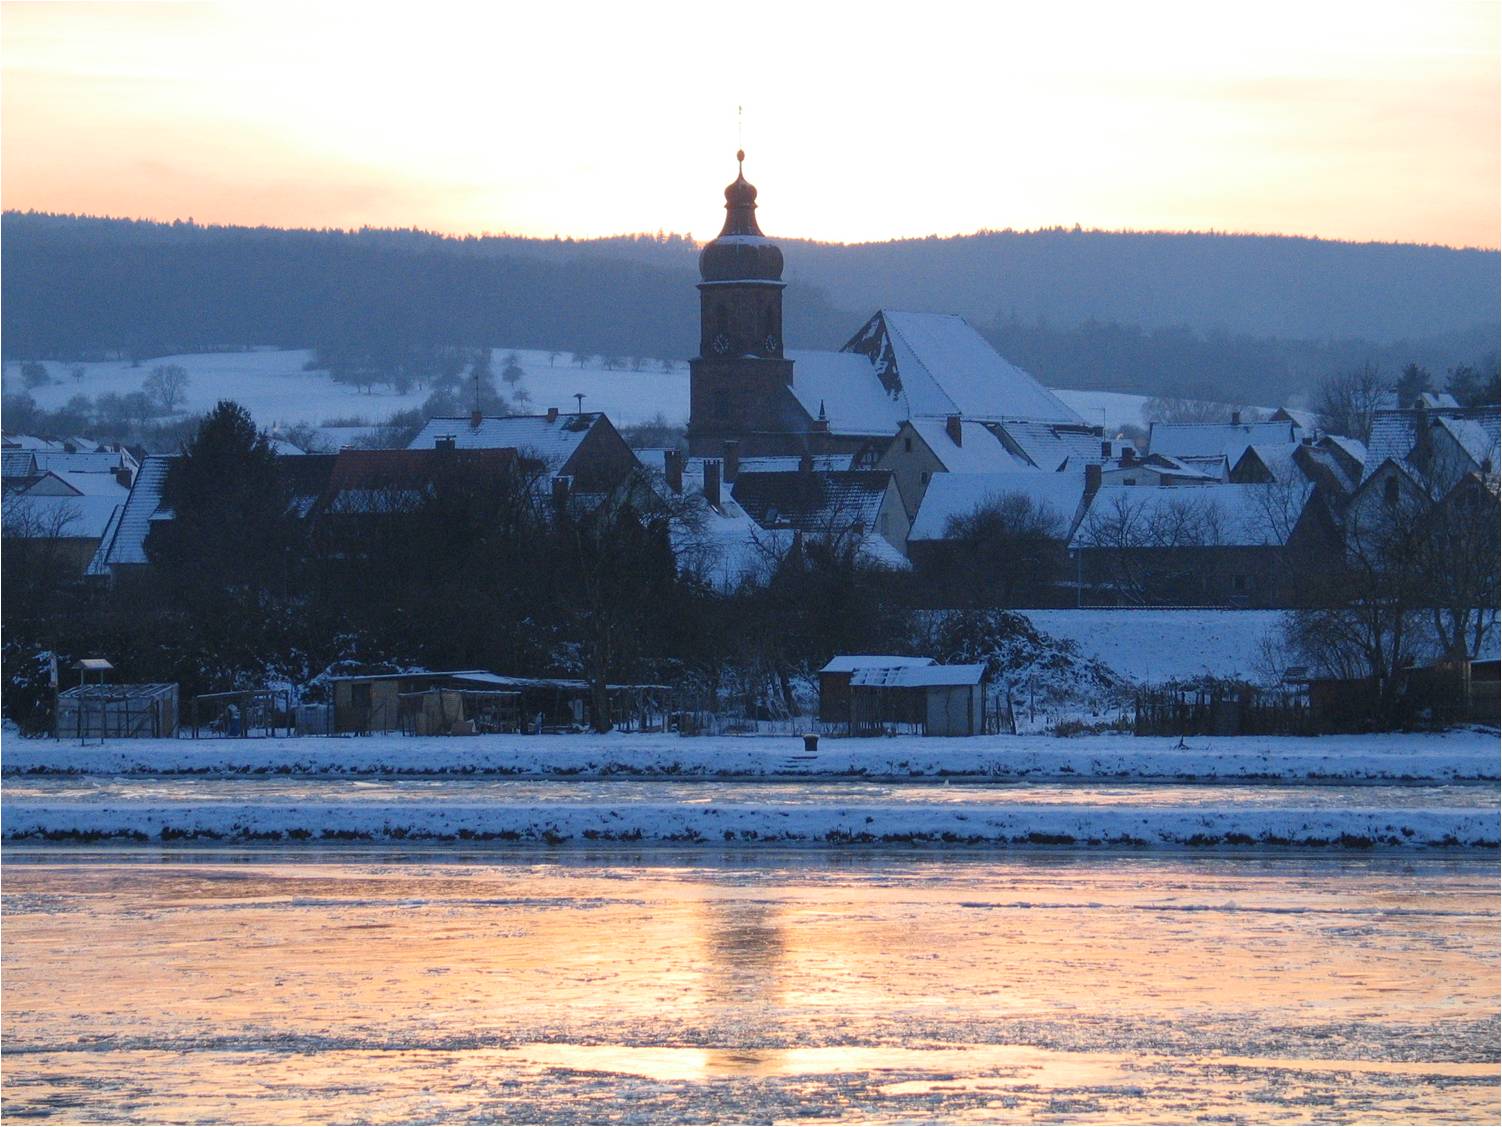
3;438;140;577
407;410;639;495
1069;480;1339;607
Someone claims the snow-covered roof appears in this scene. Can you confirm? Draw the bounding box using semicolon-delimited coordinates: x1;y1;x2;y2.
907;418;1033;473
731;470;893;534
819;655;935;674
2;450;38;477
3;493;123;539
39;450;130;474
409;413;603;469
844;311;1082;424
1177;454;1229;481
1147;420;1299;460
1436;415;1500;472
995;421;1108;471
850;663;987;687
1323;434;1367;471
1236;443;1303;483
786;350;904;437
45;470;133;497
909;471;1089;542
89;454;174;571
691;454;852;476
1363;407;1500;485
1071;482;1313;549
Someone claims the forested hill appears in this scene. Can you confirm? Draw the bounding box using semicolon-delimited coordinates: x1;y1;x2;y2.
3;211;1496;406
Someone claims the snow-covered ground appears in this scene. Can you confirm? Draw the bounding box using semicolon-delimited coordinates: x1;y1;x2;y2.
6;730;1495;782
1021;609;1284;682
8;349;691;434
10;350;1192;438
1051;389;1156;432
4;796;1493;847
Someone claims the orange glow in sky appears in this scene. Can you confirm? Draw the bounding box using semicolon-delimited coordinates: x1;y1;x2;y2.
2;0;1497;248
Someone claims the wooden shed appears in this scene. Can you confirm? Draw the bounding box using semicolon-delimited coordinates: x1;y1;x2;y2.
848;664;988;737
817;656;935;725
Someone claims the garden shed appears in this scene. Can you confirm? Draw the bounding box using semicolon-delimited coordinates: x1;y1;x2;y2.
848;664;987;737
817;656;935;725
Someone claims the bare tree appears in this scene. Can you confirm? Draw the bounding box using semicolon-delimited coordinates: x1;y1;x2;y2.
1142;396;1248;426
939;492;1067;605
144;364;190;412
1314;364;1388;443
1076;489;1227;604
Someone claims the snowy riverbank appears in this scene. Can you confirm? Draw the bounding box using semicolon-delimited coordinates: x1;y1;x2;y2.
3;797;1495;848
5;730;1497;783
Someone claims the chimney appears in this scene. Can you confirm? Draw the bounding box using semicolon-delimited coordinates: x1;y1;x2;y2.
470;409;483;429
1100;439;1112;459
112;466;134;489
703;459;721;508
551;474;571;509
1231;410;1242;426
1085;463;1102;494
799;451;814;476
435;434;455;451
945;414;963;446
546;406;559;423
1121;446;1136;465
811;416;830;434
722;439;740;482
663;449;683;494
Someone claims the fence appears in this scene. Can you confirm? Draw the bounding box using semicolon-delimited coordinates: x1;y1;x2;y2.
189;690;294;738
1134;684;1316;737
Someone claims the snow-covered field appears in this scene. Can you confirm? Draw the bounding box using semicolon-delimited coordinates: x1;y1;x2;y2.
8;349;691;434
9;350;1182;437
1022;609;1284;682
1051;388;1156;431
6;731;1496;783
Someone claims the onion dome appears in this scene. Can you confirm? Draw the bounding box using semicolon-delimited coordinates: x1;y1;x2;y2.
698;150;784;284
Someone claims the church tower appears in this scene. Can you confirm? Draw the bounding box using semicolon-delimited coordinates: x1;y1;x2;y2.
687;151;801;456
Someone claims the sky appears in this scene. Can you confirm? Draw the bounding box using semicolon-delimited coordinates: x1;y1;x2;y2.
2;0;1498;249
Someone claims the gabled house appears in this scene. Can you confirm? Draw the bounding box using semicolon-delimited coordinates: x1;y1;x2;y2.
876;416;1033;519
86;454;340;581
655;452;908;591
729;462;910;563
1147;416;1301;466
1069;481;1337;606
408;410;638;494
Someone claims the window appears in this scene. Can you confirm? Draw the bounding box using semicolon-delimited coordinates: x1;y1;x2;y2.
904;437;913;453
1123;477;1137;486
1383;476;1399;507
920;471;929;484
880;512;890;535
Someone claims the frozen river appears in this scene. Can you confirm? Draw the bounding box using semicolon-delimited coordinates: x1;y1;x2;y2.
3;848;1497;1123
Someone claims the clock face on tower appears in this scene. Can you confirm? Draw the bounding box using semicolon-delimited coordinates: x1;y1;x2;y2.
762;333;779;354
711;333;732;355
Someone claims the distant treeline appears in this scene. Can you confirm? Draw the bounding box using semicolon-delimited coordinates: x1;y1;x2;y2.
3;212;1497;408
0;212;852;365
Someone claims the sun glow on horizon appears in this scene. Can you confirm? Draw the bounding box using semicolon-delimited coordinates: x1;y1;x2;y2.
2;0;1497;249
